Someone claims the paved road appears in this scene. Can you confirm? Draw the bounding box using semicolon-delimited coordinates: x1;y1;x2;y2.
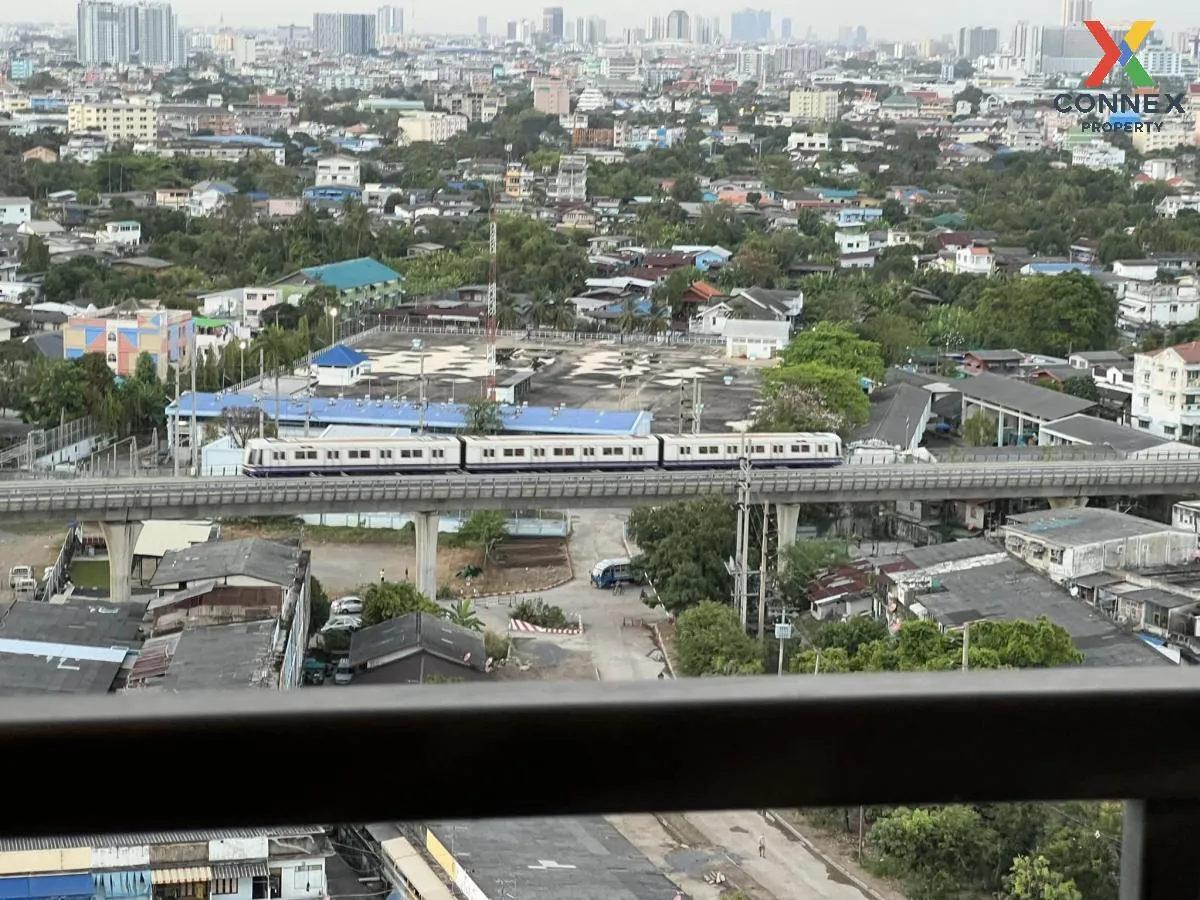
503;509;877;900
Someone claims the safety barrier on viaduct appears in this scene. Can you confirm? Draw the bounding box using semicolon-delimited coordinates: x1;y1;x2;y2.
3;459;1200;524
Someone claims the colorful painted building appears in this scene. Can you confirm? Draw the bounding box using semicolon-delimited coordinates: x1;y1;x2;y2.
63;309;194;379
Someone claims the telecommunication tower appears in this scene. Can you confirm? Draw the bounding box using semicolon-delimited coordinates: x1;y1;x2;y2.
486;200;498;400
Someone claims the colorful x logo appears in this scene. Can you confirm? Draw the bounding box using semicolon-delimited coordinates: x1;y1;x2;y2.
1084;20;1156;88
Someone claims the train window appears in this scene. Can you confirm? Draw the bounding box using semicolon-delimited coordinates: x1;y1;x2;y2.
614;447;623;454
533;448;546;457
698;446;708;454
564;447;575;455
414;449;424;457
727;445;738;454
298;450;318;460
679;446;690;454
632;447;643;455
582;448;595;456
552;448;564;456
249;451;261;465
819;444;829;453
432;449;443;458
380;450;393;459
602;447;612;456
483;449;496;458
400;450;412;458
272;451;286;461
772;445;783;453
327;450;340;459
790;445;800;452
514;448;526;456
800;444;810;453
502;448;514;457
709;446;718;453
753;445;764;453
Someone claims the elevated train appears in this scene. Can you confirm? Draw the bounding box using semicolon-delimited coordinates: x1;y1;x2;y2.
241;432;844;477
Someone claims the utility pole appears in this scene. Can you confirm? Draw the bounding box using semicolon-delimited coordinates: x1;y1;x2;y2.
691;378;703;434
757;502;769;639
172;359;180;477
774;610;791;675
188;337;198;476
733;433;752;631
415;339;427;433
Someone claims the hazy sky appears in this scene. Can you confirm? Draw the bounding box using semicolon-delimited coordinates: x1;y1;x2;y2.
29;0;1197;41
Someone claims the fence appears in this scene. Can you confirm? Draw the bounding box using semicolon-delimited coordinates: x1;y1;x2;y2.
0;416;99;469
222;323;383;396
376;321;727;347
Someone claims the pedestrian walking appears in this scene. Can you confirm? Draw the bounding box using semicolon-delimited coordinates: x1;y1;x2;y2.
757;836;766;858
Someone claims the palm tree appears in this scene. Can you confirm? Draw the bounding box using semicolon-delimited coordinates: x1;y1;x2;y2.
617;296;641;334
643;304;671;335
444;600;484;631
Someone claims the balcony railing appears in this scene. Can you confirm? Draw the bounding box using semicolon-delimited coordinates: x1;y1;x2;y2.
6;668;1200;897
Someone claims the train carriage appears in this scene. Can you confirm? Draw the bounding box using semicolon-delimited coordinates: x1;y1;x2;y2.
659;432;843;469
242;435;463;477
460;434;662;472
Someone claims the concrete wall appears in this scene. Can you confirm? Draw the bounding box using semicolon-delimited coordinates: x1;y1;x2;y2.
299;511;569;536
35;436;100;468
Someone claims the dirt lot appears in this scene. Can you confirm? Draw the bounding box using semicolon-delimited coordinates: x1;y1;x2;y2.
0;524;67;586
222;523;571;596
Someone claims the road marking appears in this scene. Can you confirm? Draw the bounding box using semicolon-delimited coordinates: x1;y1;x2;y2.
527;860;577;870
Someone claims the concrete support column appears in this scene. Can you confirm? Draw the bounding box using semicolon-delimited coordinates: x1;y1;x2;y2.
1049;497;1089;509
776;503;800;560
99;521;143;604
414;511;438;600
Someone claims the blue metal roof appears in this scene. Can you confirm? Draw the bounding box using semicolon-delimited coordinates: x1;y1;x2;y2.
300;257;401;291
312;344;368;367
167;393;649;435
190;135;283;147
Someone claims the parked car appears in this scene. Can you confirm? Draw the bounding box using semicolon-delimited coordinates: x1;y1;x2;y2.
320;615;363;634
331;596;363;615
333;659;354;685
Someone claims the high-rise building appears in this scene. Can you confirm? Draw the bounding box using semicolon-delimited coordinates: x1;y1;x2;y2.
1062;0;1092;27
77;0;179;67
957;26;999;59
665;10;689;41
377;6;403;39
586;16;606;44
477;16;487;36
729;9;770;44
313;12;376;56
780;18;792;40
542;6;564;42
506;20;518;40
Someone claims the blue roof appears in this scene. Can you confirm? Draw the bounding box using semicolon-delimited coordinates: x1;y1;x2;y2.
312;344;368;367
300;257;401;291
1024;262;1099;275
167;393;649;435
190;135;283;147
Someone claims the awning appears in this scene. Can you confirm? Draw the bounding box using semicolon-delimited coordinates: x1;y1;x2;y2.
0;875;94;900
212;864;268;880
150;868;212;886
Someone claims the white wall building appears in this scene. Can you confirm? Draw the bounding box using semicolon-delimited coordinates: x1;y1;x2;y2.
99;220;141;248
395;111;468;145
1119;281;1200;330
0;197;32;226
315;155;362;187
1132;340;1200;439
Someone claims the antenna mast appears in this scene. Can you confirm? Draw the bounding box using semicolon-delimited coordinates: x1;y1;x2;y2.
486;199;498;401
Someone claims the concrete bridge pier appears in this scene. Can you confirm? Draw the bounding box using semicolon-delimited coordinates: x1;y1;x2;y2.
776;503;800;559
100;521;143;604
1048;497;1090;509
414;511;438;600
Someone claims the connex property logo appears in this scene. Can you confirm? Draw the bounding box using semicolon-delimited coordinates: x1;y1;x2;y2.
1052;19;1187;132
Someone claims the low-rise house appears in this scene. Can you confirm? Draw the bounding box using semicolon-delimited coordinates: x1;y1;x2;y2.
348;612;489;684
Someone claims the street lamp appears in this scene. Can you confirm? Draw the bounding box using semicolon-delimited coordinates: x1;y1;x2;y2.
239;339;247;387
329;307;339;345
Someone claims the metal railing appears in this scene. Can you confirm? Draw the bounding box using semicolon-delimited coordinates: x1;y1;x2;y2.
376;321;728;346
1;668;1197;897
0;416;99;469
2;459;1200;521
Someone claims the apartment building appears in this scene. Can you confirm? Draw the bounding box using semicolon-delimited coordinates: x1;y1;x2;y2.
395;111;468;145
433;89;506;123
549;154;587;203
315;155;362;187
63;308;194;379
68;102;158;143
531;77;571;115
1132;340;1200;439
1119;281;1200;330
788;90;839;120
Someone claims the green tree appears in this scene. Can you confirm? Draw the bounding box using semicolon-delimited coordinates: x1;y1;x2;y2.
1062;376;1101;403
972;273;1118;357
758;363;870;437
361;580;440;625
19;234;50;273
869;806;996;898
962;411;997;446
1006;855;1083;900
628;498;738;616
674;601;763;676
308;577;330;633
463;397;503;434
444;599;484;631
512;597;570;628
775;539;852;609
456;510;508;564
779;322;886;383
21;358;88;427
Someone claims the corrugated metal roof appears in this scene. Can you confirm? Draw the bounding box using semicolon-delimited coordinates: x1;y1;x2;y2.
0;827;325;853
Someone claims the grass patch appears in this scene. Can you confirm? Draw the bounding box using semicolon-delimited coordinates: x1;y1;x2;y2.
69;558;110;590
221;518;416;545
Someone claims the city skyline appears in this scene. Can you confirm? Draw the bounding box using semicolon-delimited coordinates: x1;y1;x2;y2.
13;0;1200;40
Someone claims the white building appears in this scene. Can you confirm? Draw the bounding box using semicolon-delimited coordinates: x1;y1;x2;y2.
955;244;995;276
188;181;235;218
1003;507;1197;584
786;131;830;152
98;219;141;248
1119;281;1200;330
1157;194;1200;218
1132;340;1200;438
0;197;32;226
200;286;284;328
1070;141;1126;171
549;154;588;203
315;155;362;187
395;111;468;145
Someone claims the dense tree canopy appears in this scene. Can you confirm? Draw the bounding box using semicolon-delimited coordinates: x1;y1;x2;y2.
628;498;737;616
